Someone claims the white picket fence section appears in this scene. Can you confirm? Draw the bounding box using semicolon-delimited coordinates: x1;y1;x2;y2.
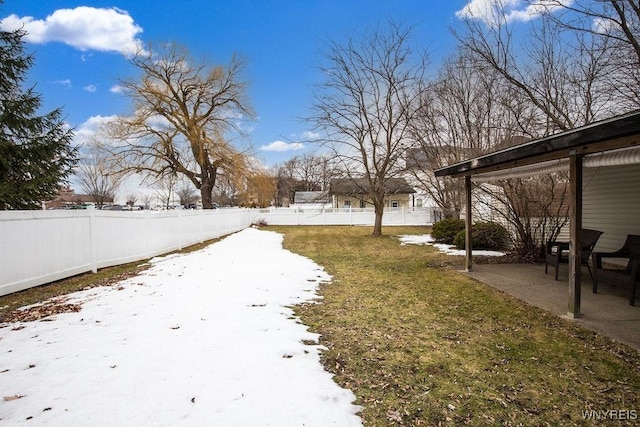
0;206;436;297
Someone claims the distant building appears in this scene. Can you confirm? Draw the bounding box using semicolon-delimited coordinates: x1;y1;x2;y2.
290;191;331;210
45;187;113;209
329;178;416;209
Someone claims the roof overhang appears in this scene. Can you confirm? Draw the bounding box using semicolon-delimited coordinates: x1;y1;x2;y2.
434;110;640;179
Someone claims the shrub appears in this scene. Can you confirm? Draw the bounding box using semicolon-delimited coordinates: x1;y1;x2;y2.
431;218;466;244
453;221;509;251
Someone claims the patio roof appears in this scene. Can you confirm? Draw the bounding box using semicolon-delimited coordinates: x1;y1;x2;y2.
468;145;640;182
434;110;640;179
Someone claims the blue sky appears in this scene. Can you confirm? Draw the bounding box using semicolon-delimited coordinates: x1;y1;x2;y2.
0;0;555;169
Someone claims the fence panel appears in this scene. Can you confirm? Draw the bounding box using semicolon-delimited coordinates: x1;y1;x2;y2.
1;211;93;295
0;209;254;296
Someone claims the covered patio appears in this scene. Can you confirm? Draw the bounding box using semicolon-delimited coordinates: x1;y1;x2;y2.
435;111;640;323
467;263;640;350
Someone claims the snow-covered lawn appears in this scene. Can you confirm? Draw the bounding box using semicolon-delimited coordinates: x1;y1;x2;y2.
397;234;505;257
0;228;362;426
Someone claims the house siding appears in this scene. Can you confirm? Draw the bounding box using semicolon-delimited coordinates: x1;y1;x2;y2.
332;194;413;209
583;164;640;253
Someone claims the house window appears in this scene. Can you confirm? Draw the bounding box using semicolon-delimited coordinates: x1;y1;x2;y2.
391;200;400;208
360;199;366;208
416;198;423;207
343;200;351;209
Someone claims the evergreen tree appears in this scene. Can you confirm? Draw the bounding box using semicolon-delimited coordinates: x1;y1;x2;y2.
0;26;77;209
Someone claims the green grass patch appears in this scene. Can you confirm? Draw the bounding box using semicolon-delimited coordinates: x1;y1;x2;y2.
267;225;640;426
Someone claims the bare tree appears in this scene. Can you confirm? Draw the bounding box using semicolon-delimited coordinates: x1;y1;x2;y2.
273;153;341;206
75;151;120;209
475;176;570;259
309;21;429;235
125;193;137;207
453;0;632;129
293;154;330;191
533;0;640;109
176;184;199;207
98;43;254;209
155;172;177;209
141;193;154;210
274;157;298;206
407;46;572;257
407;51;531;218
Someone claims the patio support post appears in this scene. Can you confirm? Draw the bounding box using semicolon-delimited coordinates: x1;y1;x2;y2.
465;175;473;272
568;154;583;318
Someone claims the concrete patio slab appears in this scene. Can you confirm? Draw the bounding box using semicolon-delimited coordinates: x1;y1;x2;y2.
466;263;640;351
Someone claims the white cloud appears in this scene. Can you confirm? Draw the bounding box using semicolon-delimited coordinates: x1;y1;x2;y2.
73;114;117;146
259;140;305;152
592;16;617;34
83;84;97;93
456;0;573;26
0;7;144;56
301;131;321;141
52;79;72;88
109;84;124;94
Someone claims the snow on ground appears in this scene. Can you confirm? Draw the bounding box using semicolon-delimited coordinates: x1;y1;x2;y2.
0;228;362;426
397;234;505;257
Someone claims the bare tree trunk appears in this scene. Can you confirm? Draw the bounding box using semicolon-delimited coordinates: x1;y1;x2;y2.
199;169;216;209
200;184;214;209
373;204;384;236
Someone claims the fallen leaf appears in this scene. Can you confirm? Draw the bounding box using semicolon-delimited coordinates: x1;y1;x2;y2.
386;409;402;422
1;298;81;323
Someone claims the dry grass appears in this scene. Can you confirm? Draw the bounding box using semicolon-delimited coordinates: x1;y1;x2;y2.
268;225;640;426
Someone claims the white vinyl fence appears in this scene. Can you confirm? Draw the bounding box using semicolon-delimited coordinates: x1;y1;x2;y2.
0;206;436;297
0;209;254;296
256;206;438;226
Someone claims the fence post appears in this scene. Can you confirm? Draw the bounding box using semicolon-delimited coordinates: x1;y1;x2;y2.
177;209;183;251
145;210;151;259
199;209;204;243
89;208;98;273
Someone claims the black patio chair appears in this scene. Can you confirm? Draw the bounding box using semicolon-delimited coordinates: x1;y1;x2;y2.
591;234;640;306
545;228;603;281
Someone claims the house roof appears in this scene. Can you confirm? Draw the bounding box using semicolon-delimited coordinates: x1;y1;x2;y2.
293;191;330;204
435;110;640;179
329;178;416;195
